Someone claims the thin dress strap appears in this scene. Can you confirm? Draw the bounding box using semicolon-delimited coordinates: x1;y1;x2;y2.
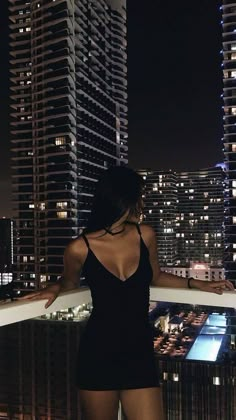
82;233;90;249
135;223;142;236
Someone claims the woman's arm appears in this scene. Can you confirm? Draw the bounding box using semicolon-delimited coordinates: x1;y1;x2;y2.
142;225;234;294
58;240;83;291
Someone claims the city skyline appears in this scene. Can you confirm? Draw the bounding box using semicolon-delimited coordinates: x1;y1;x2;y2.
0;0;223;217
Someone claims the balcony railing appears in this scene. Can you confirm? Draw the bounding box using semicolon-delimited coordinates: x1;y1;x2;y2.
0;286;235;327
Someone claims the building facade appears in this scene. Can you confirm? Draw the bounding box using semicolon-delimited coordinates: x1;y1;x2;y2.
139;167;224;268
138;169;178;267
9;0;128;289
0;319;85;419
159;359;236;420
176;167;224;267
0;218;14;285
222;1;236;283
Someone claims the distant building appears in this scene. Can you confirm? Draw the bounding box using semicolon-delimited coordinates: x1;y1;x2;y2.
176;167;224;268
9;0;128;290
138;169;178;266
164;262;225;282
0;218;13;285
138;167;225;268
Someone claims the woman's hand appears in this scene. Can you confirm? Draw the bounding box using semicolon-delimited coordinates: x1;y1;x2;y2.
191;279;235;295
17;284;61;308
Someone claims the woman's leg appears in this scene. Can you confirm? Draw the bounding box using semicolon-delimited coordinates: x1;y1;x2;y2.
120;387;165;420
78;389;120;420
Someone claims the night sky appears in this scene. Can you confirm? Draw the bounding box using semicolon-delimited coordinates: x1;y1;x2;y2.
0;0;222;217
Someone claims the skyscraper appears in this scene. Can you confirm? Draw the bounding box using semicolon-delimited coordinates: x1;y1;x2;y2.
222;1;236;283
176;167;224;267
138;166;224;269
138;169;178;267
9;0;128;290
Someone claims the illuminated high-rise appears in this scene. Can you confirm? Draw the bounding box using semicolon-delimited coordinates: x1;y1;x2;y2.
222;1;236;283
9;0;128;290
138;167;224;268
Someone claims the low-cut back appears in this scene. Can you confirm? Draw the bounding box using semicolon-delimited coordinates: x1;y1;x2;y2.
76;223;160;390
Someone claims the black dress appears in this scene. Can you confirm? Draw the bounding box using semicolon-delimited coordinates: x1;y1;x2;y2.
76;224;160;390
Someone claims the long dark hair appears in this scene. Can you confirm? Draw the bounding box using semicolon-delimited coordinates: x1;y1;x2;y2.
84;166;144;234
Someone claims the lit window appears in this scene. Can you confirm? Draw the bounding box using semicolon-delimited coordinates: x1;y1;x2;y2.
232;107;236;115
233;190;236;197
213;377;220;386
26;27;31;32
163;372;168;381
203;192;208;198
29;204;34;208
231;71;236;78
233;217;236;224
204;206;208;210
205;254;209;258
57;211;67;219
39;202;45;211
231;53;236;60
19;28;24;33
173;373;179;382
56;202;68;209
204;216;209;221
233;144;236;152
23;256;27;263
233;244;236;249
231;44;236;51
55;137;66;145
148;209;152;214
233;253;236;262
40;275;47;283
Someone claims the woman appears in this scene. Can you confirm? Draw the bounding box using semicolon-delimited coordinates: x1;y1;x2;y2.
20;166;234;420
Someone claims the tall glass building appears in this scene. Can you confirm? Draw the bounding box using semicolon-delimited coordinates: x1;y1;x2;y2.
138;167;224;268
222;1;236;282
9;0;128;289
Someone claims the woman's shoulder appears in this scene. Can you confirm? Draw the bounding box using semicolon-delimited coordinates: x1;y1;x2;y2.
64;235;89;264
